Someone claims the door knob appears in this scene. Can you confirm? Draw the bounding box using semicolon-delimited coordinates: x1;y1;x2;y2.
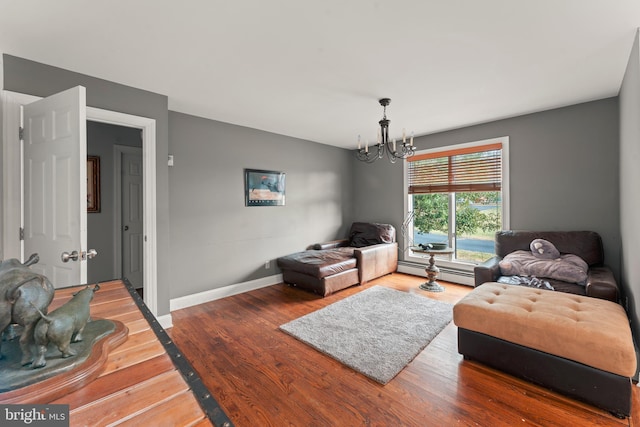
80;249;98;260
124;225;129;231
61;250;79;263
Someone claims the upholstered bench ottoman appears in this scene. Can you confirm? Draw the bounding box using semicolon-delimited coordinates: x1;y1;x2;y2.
277;248;359;296
453;282;637;417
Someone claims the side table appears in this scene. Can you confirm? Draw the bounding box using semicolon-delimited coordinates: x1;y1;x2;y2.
412;247;454;292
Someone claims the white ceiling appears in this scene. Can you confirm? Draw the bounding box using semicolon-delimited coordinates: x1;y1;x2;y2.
1;1;639;149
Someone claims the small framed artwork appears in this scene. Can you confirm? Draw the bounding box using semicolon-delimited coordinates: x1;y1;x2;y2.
87;156;101;213
244;168;286;206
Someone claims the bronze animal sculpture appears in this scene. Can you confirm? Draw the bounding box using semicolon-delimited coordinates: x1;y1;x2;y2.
0;254;55;365
31;284;100;368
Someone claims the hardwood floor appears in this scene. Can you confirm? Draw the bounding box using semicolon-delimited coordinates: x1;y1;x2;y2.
168;273;638;426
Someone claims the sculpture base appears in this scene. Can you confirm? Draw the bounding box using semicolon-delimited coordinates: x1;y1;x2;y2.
0;319;128;403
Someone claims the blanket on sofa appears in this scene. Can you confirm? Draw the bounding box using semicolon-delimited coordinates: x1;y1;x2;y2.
497;275;554;291
498;250;588;285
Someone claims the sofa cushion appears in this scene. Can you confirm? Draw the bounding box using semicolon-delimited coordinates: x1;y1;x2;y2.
276;248;356;279
348;222;396;248
497;276;591;296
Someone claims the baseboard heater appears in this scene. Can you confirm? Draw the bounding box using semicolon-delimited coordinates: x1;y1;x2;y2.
397;260;475;286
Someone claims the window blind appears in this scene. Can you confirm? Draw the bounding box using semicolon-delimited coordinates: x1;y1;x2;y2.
407;142;502;194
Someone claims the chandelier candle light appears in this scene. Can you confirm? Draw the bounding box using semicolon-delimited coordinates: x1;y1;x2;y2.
356;98;416;163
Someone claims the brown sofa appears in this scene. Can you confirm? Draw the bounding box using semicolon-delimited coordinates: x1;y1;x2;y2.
473;230;619;302
277;222;398;296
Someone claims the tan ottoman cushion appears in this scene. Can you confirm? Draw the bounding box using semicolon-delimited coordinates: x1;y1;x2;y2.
453;282;636;378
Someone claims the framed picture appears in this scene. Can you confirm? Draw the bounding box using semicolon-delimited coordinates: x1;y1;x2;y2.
244;169;286;206
87;156;101;213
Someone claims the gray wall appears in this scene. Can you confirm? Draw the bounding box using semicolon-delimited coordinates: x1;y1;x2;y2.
87;122;142;284
354;98;621;280
2;54;172;316
353;156;406;227
619;31;640;342
168;112;354;298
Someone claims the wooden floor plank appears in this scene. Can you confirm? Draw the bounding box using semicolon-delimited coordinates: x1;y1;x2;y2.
100;335;166;374
116;390;211;427
107;329;157;356
51;354;176;409
70;370;190;426
169;273;634;427
112;317;151;335
90;299;138;319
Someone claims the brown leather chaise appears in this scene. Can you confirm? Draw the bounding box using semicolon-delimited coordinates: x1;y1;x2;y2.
473;230;619;302
277;222;398;296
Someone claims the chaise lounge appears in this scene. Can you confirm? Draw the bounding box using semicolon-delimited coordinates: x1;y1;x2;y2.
277;222;398;296
460;230;633;417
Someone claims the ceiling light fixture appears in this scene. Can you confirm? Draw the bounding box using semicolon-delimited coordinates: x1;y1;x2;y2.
356;98;416;163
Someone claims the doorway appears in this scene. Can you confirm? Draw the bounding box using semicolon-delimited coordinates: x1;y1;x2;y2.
1;90;159;316
86;122;143;291
85;106;158;315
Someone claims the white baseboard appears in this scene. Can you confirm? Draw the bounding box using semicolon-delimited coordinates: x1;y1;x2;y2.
170;274;283;312
157;313;173;329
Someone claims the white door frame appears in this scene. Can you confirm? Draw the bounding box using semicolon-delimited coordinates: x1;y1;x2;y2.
89;107;157;316
1;90;158;316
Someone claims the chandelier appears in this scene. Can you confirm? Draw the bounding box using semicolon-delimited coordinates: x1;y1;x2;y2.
355;98;416;163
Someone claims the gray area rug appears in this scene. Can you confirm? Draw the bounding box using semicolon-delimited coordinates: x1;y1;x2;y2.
280;285;453;384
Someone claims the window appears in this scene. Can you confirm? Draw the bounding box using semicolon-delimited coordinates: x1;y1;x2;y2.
404;137;509;270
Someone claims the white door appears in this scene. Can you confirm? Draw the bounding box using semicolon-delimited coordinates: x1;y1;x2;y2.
122;150;144;289
22;86;89;288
